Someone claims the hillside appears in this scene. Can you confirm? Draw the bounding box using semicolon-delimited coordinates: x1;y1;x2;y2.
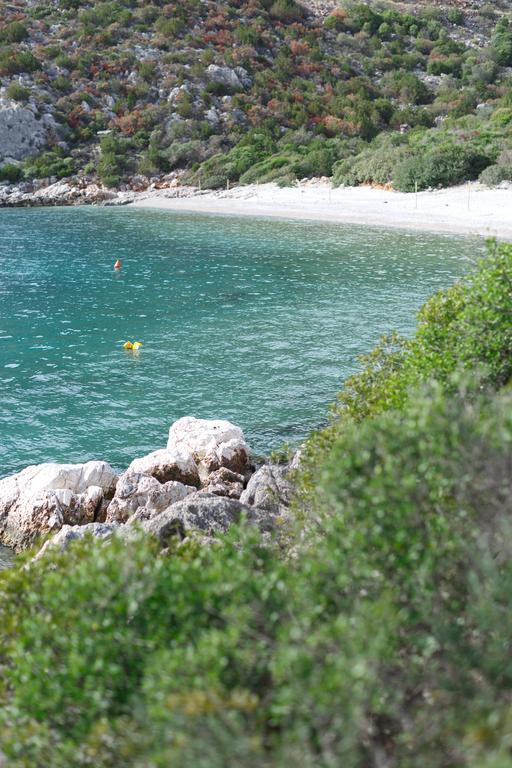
0;0;511;193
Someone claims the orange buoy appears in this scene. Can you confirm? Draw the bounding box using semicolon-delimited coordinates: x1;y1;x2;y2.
114;259;122;270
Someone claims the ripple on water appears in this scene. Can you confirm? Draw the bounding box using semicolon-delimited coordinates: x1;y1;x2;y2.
0;207;483;477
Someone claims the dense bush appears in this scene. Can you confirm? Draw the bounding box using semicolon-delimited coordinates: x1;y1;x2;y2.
5;82;30;102
0;49;40;75
0;163;23;183
1;361;512;766
0;22;28;43
393;142;490;191
23;150;75;180
491;18;512;66
96;134;127;187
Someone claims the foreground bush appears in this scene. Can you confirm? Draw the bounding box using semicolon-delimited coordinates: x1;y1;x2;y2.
1;380;512;767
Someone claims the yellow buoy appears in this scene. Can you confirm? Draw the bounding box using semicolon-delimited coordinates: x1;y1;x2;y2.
132;341;142;350
123;341;133;350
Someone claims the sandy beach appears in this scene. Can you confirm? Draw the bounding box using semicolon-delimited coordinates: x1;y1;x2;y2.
129;180;512;239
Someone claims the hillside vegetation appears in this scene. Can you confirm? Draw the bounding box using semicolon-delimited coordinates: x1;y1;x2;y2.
0;242;511;767
0;0;511;190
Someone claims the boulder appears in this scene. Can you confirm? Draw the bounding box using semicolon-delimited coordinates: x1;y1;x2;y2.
0;99;56;162
126;448;200;487
0;461;118;551
34;522;119;560
206;65;246;91
141;491;272;545
167;417;251;481
106;471;196;524
240;463;294;514
202;467;245;499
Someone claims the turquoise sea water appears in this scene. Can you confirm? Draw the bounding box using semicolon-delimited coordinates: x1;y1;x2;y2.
0;207;481;481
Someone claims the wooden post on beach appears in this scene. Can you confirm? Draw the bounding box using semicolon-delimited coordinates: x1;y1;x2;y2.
415;180;418;209
226;179;230;191
198;176;201;193
467;181;471;211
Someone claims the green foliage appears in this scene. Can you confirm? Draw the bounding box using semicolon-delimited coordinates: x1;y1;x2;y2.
0;49;40;75
2;380;512;766
5;82;30;102
491;18;512;66
96;134;126;187
0;22;28;43
393;142;490;191
0;163;23;183
23;150;75;180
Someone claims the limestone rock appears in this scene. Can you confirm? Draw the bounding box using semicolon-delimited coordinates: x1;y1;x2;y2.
34;522;119;559
126;447;200;486
167;416;251;481
106;471;195;524
0;460;118;551
142;491;271;545
202;467;245;499
240;463;294;514
0;99;56;162
206;65;247;91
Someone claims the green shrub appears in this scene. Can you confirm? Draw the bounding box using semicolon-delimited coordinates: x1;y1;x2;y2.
393;143;490;191
96;134;126;187
491;18;512;66
23;151;75;181
5;82;30;102
333;137;410;187
269;0;304;22
381;70;431;104
479;163;512;186
0;21;28;43
0;163;22;183
0;49;41;75
1;379;512;767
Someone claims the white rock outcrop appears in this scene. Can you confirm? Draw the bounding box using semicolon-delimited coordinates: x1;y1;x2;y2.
0;461;118;551
167;417;251;481
206;65;250;91
126;447;200;486
0;99;56;162
106;471;196;524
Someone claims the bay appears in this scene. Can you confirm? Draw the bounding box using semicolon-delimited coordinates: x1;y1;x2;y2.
0;207;482;478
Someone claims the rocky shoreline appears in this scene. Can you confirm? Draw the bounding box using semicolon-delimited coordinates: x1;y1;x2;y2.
0;175;203;208
0;416;297;563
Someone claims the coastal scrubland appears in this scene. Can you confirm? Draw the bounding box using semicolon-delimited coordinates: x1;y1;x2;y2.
0;0;512;192
0;240;511;766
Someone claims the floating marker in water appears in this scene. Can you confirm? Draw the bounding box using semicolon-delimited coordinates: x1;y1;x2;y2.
114;259;122;270
123;340;133;349
132;341;142;350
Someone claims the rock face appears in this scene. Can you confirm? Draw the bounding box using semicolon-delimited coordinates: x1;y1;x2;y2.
4;419;295;560
240;463;294;514
167;417;251;481
126;448;200;487
34;522;119;559
203;467;245;499
141;491;271;545
0;461;117;551
0;99;56;162
106;471;196;524
206;65;251;91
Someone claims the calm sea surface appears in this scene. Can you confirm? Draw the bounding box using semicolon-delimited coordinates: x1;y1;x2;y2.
0;207;482;483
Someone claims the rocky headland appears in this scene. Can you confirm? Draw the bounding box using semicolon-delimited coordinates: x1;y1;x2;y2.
0;416;297;561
